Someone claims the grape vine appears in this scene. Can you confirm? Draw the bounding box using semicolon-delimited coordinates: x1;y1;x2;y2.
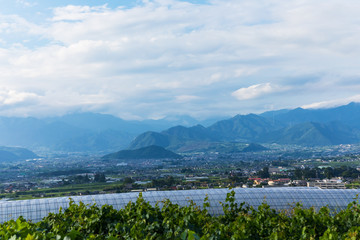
1;191;360;239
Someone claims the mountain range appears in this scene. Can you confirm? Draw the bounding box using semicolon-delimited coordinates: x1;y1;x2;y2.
0;113;216;153
1;102;360;154
129;102;360;151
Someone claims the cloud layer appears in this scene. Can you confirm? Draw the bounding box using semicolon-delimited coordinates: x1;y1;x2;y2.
0;0;359;119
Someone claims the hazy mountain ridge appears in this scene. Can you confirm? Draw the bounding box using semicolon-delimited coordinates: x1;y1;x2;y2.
263;122;360;146
0;113;207;153
0;103;360;153
54;130;134;153
0;146;38;162
261;102;360;128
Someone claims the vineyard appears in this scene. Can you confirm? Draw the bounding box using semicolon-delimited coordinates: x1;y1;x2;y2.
1;191;360;239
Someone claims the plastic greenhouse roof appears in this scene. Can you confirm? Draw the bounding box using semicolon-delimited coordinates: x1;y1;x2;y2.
0;187;359;223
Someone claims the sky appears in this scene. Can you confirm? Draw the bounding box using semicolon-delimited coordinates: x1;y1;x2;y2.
0;0;359;120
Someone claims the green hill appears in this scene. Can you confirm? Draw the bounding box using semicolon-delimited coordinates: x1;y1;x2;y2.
241;143;268;152
102;145;182;160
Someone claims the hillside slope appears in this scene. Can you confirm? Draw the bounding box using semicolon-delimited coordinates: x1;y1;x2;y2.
0;146;38;162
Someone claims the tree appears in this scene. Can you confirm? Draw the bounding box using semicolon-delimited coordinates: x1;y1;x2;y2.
324;167;334;179
294;168;303;180
123;177;134;184
257;167;270;178
94;173;106;183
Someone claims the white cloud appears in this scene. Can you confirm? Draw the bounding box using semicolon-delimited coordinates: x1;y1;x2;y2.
232;83;284;100
52;5;108;21
0;14;43;36
16;0;37;8
0;89;39;106
234;68;259;77
302;95;360;109
0;0;359;118
175;95;200;103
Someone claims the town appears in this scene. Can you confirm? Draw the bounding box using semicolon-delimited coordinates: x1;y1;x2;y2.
1;143;360;201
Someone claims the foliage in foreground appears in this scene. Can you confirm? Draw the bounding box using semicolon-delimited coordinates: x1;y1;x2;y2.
1;191;360;239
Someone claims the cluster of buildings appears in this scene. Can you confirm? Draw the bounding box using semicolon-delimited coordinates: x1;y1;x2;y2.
247;177;346;189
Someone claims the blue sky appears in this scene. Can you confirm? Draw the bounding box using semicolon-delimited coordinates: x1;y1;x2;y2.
0;0;359;120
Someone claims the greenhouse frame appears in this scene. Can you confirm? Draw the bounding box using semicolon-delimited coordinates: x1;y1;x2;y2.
0;187;359;223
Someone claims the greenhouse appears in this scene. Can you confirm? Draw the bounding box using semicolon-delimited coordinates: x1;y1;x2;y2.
0;187;359;223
